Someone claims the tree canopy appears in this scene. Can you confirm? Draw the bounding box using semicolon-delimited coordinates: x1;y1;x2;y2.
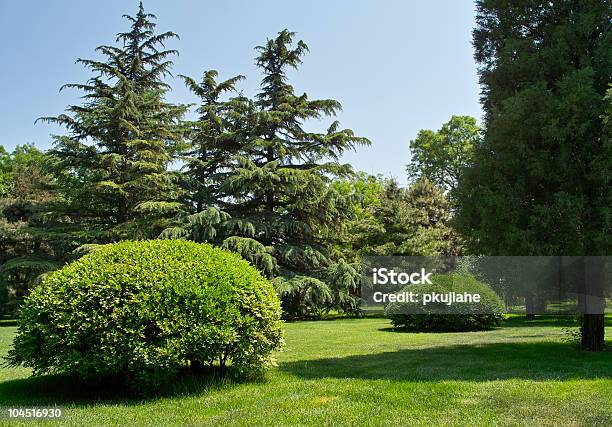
39;2;187;243
407;115;479;197
456;0;612;350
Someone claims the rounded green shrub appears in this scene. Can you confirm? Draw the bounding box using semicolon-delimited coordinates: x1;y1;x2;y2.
7;240;283;391
385;273;505;331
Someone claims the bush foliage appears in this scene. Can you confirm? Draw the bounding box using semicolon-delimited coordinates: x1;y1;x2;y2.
7;240;283;392
386;273;504;331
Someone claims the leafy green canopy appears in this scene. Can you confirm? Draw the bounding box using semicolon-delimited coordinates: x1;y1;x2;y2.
0;145;58;316
7;240;283;392
331;176;462;258
0;146;9;198
0;145;49;202
39;2;187;244
407;115;479;197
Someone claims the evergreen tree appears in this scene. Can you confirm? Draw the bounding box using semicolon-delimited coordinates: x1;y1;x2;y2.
348;178;461;257
160;70;248;244
224;30;369;279
166;30;369;317
404;177;463;256
457;0;612;350
242;30;369;313
178;70;245;214
39;2;186;244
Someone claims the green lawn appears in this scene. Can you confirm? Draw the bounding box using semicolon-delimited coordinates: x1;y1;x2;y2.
1;316;611;426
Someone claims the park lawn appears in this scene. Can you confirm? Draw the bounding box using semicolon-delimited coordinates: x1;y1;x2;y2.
0;316;611;426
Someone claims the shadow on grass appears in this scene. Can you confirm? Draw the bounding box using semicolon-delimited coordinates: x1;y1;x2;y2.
281;341;612;382
379;315;611;332
283;313;387;323
378;326;502;334
377;315;584;333
502;315;612;328
0;319;17;327
0;368;246;407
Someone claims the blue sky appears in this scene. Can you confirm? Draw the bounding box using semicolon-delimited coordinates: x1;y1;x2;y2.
0;0;481;184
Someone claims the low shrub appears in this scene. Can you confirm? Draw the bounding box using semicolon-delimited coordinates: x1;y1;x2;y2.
385;273;504;331
7;240;283;392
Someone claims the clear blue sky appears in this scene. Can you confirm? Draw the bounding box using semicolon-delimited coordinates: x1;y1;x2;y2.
0;0;482;184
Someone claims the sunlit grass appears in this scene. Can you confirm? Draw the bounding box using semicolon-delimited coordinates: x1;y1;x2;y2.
1;315;610;426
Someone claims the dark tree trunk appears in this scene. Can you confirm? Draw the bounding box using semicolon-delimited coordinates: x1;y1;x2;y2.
525;293;536;320
581;314;604;351
535;294;547;313
579;257;605;351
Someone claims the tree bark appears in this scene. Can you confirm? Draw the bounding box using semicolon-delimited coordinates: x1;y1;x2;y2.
535;294;547;313
581;314;604;351
525;293;536;320
579;256;605;351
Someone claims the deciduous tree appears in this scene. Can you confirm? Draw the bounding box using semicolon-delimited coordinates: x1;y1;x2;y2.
407;115;479;197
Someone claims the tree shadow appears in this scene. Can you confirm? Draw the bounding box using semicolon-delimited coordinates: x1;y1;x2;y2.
0;368;246;407
376;315;587;333
501;315;576;328
378;326;501;333
281;341;612;382
378;315;611;331
0;319;17;327
502;315;612;328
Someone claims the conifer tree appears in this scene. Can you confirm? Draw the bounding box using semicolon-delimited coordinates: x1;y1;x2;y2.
178;70;245;214
457;0;612;350
39;2;186;244
231;30;368;276
166;30;369;317
228;31;368;304
160;70;248;243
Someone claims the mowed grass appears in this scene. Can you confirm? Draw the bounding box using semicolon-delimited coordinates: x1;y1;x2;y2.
0;316;611;426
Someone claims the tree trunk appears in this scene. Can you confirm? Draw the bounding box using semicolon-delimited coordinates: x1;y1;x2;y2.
535;294;547;313
579;256;605;351
581;314;604;351
525;293;536;320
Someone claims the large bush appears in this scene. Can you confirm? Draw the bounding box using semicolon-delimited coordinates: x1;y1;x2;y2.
386;273;504;331
7;240;283;391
